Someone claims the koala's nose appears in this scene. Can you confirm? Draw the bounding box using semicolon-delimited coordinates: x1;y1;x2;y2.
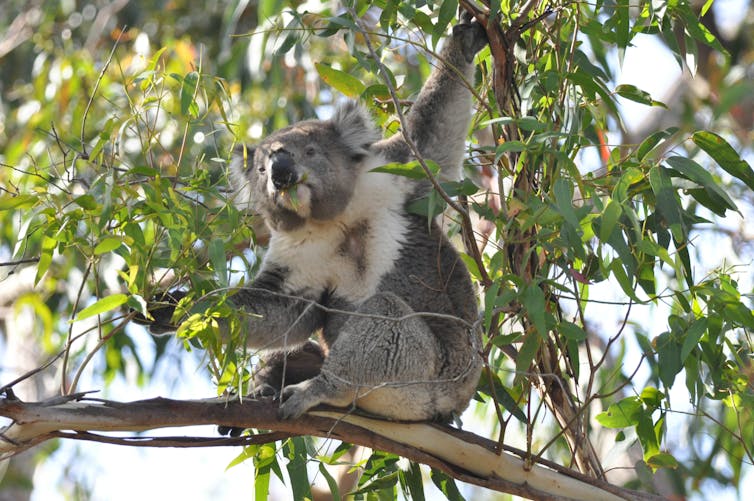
270;150;298;189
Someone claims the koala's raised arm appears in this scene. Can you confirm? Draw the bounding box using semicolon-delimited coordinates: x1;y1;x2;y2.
375;17;487;182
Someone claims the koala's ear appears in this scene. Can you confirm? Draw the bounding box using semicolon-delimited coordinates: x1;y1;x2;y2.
229;144;256;209
230;144;255;172
330;101;381;157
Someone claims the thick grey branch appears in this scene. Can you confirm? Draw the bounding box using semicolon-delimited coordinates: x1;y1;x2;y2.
0;394;663;501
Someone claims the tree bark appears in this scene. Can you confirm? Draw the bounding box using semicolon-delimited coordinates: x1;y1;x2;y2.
0;393;665;501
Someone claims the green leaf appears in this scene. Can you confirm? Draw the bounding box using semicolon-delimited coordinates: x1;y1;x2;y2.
0;194;38;210
515;332;541;379
94;236;123;255
484;116;548;132
351;471;400;495
676;5;729;57
596;396;642;428
609;258;640;301
665;156;738;215
700;0;714;16
180;71;199;117
315;63;365;98
648;166;686;242
275;32;299;55
560;321;587;341
615;84;667;108
432;0;457;48
495;140;527;159
371;160;440;179
258;0;284;22
35;235;57;286
636;128;678;160
647;452;679;470
73;194;98;210
567;70;612;104
655;331;682;388
400;462;425;501
522;284;547;338
599;199;622;243
208;239;228;287
251;444;277;499
318;462;341;500
407;190;446;219
128;165;159;177
692;131;754;191
495;382;527;423
380;0;398;30
553;178;580;230
226;445;255;470
284;438;312;501
74;294;128;322
612;167;645;203
640;387;664;409
637;413;660;460
615;0;630;59
680;317;707;363
430;468;465;501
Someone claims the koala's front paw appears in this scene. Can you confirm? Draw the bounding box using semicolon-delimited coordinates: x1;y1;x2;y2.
278;382;317;420
131;290;186;334
250;382;281;400
453;12;489;63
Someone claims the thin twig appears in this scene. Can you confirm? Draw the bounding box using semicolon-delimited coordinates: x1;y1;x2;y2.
80;28;125;158
0;258;40;267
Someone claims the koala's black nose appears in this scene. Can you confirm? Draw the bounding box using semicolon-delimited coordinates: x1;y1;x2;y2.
270;150;298;189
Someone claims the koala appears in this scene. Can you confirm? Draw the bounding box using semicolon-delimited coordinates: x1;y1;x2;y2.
142;16;487;423
226;17;487;422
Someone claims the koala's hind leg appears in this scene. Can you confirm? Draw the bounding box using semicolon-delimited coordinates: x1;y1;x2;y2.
278;292;442;421
251;340;325;398
218;341;324;436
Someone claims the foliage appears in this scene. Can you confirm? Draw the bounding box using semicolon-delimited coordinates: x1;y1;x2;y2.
1;0;753;499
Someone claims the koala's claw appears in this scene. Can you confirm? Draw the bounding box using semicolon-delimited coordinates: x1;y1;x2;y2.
131;290;186;334
277;385;311;420
250;383;280;400
453;12;489;63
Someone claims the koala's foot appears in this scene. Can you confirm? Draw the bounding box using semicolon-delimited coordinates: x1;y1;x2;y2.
251;340;325;395
277;373;352;420
131;290;186;334
218;341;325;434
278;380;319;420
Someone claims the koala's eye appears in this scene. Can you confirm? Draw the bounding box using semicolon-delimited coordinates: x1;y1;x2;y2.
304;145;317;157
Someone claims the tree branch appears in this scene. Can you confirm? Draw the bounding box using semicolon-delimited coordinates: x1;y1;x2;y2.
0;393;663;501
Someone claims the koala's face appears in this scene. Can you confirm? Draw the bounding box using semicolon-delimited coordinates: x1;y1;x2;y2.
232;103;381;232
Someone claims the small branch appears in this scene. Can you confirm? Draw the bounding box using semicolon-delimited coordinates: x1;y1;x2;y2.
80;29;124;158
0;258;40;267
51;430;296;448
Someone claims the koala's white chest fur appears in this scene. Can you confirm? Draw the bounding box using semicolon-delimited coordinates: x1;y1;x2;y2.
263;166;411;303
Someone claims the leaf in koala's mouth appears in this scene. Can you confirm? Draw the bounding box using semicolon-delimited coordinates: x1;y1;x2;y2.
280;172;307;211
284;185;300;210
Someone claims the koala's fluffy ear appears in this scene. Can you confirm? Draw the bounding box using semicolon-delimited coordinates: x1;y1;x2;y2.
229;144;256;210
330;101;381;157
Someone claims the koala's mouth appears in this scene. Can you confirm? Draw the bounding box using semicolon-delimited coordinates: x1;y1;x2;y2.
271;175;311;216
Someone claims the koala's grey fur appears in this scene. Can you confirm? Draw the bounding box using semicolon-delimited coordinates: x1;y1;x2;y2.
228;19;486;421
